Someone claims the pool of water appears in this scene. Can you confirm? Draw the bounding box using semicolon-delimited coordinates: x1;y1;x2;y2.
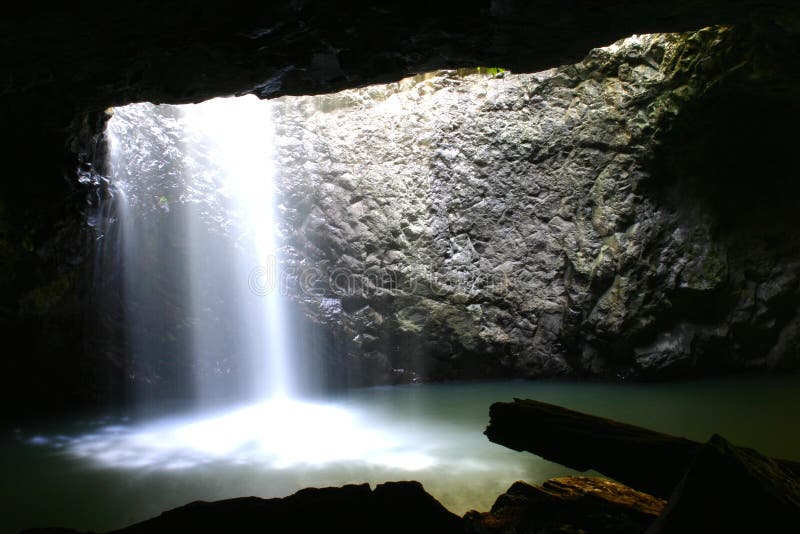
4;375;800;533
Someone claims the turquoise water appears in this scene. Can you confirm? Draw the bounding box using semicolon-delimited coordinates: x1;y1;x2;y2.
3;375;800;533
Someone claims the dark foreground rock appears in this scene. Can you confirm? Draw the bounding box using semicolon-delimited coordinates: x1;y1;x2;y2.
22;481;461;534
25;477;665;534
648;434;800;533
485;398;800;499
485;399;699;498
464;476;665;534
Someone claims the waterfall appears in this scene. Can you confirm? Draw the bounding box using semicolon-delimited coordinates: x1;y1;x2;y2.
61;89;495;490
92;94;417;477
105;95;294;405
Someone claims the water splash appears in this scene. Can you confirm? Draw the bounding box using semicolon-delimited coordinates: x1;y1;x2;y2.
51;399;438;472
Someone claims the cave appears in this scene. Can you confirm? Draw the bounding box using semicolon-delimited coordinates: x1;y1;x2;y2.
3;3;800;533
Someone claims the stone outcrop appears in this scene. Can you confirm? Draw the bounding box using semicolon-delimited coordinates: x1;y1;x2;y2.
484;398;700;499
25;425;800;533
649;435;800;533
271;25;800;384
484;398;800;499
464;477;665;534
22;481;462;534
479;403;800;532
24;477;666;534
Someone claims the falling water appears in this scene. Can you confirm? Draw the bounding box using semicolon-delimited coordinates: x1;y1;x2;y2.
69;94;456;521
105;95;293;404
179;97;292;401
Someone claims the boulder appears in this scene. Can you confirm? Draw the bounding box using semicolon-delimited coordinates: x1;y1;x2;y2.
464;476;665;534
648;434;800;533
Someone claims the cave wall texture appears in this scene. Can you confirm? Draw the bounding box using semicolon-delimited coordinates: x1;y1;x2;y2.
273;27;800;384
1;1;799;414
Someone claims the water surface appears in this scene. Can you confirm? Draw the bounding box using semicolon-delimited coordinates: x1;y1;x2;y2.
4;375;800;533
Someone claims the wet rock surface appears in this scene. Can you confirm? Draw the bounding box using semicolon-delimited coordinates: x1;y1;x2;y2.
272;26;800;384
464;477;665;534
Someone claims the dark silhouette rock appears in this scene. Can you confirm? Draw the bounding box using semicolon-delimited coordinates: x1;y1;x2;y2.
464;476;665;534
485;399;800;499
21;481;461;534
648;434;800;533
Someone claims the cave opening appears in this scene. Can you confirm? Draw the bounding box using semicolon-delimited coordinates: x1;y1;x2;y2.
3;11;800;533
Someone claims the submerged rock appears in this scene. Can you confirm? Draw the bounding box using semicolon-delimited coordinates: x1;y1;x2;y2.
464;476;665;534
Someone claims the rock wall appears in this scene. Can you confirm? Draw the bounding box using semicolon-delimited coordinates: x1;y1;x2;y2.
273;26;800;384
3;10;800;414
